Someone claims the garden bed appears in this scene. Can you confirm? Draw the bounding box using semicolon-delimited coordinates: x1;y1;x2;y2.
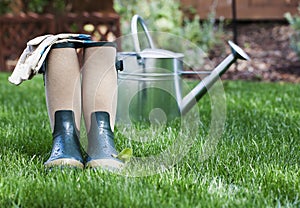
217;22;300;83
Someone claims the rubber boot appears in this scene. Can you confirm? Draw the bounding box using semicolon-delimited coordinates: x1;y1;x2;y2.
44;110;84;168
82;42;123;169
85;111;123;169
44;42;83;168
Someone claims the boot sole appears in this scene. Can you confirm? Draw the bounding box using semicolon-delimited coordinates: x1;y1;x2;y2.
85;158;124;170
44;158;84;169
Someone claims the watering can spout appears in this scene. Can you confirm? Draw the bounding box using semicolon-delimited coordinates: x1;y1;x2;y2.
180;41;250;115
229;40;250;61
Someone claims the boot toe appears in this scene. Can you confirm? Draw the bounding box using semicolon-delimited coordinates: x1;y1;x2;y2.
44;157;84;169
45;138;84;169
85;157;124;170
44;110;84;169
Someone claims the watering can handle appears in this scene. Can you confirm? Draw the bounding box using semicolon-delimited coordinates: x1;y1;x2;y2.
131;14;155;53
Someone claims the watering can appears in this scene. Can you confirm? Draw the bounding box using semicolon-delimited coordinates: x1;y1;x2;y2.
116;15;250;124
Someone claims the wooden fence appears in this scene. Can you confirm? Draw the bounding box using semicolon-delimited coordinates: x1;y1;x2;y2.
0;12;120;72
181;0;299;20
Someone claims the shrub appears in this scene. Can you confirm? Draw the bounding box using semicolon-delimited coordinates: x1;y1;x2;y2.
114;0;224;53
0;0;11;14
285;8;300;57
0;0;66;15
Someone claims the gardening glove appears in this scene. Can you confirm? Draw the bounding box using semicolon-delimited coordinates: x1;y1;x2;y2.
8;33;91;85
8;34;54;85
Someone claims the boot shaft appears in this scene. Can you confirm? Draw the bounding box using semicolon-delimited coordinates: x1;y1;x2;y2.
87;111;116;154
53;110;80;137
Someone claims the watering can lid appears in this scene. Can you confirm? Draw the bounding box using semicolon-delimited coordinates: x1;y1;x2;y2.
139;48;184;59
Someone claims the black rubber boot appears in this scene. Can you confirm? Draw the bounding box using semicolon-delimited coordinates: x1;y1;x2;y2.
44;110;84;169
85;111;123;170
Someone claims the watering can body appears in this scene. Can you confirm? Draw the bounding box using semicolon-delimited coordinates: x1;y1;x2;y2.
116;15;250;124
117;49;184;123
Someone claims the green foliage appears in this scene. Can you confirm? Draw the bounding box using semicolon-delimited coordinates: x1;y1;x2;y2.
27;0;49;13
52;0;65;12
28;0;66;13
183;12;224;53
0;0;66;14
285;8;300;57
114;0;223;53
112;148;133;163
0;0;11;14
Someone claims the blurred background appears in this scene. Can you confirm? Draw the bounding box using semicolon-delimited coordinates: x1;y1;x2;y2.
0;0;300;82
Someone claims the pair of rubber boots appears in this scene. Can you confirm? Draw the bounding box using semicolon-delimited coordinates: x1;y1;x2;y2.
44;110;123;170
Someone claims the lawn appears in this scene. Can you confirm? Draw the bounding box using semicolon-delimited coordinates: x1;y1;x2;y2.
0;72;299;207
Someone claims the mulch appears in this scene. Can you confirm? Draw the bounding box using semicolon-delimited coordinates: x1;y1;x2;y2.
211;22;300;83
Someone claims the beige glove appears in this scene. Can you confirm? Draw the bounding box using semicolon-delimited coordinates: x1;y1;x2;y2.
8;34;91;85
8;35;57;85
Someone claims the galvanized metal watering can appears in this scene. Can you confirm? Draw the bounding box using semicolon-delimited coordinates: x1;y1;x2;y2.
116;15;250;124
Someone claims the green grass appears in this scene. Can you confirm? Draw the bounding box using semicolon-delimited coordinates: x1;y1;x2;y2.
0;72;299;207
